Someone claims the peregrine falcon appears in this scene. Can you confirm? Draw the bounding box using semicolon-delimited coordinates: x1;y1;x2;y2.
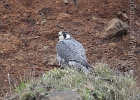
56;31;92;74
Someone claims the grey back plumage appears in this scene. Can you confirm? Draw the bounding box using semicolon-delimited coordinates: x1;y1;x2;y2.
56;37;91;68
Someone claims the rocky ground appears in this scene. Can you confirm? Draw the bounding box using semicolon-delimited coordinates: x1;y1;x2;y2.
0;0;140;98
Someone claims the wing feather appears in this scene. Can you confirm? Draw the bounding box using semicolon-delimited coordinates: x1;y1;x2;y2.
56;38;91;68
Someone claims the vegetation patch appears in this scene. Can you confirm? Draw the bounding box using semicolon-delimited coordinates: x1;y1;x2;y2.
10;63;140;100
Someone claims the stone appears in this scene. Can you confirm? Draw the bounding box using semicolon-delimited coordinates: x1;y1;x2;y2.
63;0;69;4
40;90;82;100
109;43;118;47
41;46;49;53
103;18;128;39
117;11;129;20
136;20;140;27
38;7;51;16
41;19;47;24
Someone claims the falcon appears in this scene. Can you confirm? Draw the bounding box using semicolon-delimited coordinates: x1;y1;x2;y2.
56;31;92;74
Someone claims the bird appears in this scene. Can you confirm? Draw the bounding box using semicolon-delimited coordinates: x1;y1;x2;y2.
56;31;92;75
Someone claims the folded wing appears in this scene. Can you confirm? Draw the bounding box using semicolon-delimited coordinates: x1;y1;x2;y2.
56;39;91;68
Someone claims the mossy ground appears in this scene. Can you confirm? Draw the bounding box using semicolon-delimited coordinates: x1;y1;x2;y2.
9;63;140;100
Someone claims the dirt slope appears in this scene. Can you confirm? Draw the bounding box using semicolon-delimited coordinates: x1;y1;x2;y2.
0;0;140;97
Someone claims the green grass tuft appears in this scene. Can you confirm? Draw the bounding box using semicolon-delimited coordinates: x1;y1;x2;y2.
10;63;140;100
20;92;36;100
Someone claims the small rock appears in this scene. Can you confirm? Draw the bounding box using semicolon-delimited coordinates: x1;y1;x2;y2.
136;20;140;27
41;90;82;100
41;19;47;25
38;7;51;16
41;46;49;53
117;11;129;20
109;43;117;47
63;0;69;4
103;18;128;39
129;70;134;74
117;11;122;15
91;16;98;21
36;21;40;25
122;13;129;20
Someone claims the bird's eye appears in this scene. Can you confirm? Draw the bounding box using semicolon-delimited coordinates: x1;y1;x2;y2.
58;34;60;36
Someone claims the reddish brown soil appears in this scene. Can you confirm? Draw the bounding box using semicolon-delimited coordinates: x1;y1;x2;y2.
0;0;140;98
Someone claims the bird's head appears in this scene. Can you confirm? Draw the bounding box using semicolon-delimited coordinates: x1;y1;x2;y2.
58;31;71;41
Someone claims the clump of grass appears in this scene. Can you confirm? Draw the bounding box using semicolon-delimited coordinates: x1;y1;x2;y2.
10;63;140;100
20;92;36;100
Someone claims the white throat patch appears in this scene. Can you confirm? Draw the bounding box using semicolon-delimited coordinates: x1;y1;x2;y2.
58;31;64;41
58;31;71;41
65;34;70;39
